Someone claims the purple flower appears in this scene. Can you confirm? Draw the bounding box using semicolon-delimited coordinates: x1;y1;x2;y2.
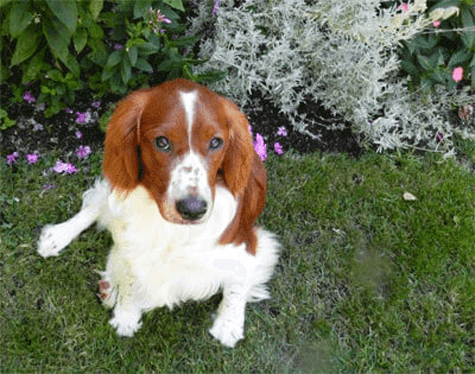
43;184;54;190
23;91;36;103
92;100;101;108
114;44;123;51
65;107;73;114
33;123;43;131
76;130;83;139
76;111;91;124
27;154;39;164
6;152;19;165
253;134;267;162
212;0;219;15
274;142;283;155
276;126;287;137
76;145;92;159
53;160;78;174
248;125;253;136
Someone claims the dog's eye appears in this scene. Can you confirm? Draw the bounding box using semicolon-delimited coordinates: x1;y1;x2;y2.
155;136;170;151
209;137;222;150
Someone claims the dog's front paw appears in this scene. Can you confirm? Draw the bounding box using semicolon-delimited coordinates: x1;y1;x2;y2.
37;224;71;257
109;309;142;337
209;315;244;348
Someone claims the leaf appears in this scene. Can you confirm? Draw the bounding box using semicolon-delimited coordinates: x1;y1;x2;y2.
10;25;41;66
448;50;471;68
105;51;122;68
89;0;104;20
46;0;77;33
73;27;88;54
9;2;34;38
163;0;185;12
128;46;138;66
43;17;70;61
403;192;417;201
135;58;153;73
121;59;131;85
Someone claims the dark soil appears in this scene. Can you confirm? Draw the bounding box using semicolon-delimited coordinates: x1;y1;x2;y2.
0;81;363;165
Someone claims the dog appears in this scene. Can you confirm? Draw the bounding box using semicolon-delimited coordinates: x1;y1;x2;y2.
37;79;280;347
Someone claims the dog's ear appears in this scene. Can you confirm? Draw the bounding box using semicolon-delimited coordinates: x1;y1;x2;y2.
218;98;268;254
220;98;255;198
103;90;150;192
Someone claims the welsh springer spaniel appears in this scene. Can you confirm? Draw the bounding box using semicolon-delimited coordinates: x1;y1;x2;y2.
37;79;280;348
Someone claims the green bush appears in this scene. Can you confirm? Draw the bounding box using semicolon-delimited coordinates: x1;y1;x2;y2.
399;0;475;92
191;0;474;153
0;0;224;117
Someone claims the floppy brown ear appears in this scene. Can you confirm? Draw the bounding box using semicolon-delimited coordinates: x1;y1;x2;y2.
103;90;150;192
218;98;268;254
220;98;255;197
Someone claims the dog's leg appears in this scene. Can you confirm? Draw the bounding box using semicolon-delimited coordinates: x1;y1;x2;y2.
37;180;108;257
209;283;248;348
109;303;143;337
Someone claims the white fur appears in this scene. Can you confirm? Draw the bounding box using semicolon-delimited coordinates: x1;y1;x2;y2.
37;179;280;348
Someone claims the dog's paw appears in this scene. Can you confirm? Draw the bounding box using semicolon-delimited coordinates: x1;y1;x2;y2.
37;224;70;257
109;309;142;337
209;315;244;348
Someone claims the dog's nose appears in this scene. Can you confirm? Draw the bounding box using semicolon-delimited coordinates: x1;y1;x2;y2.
176;195;207;221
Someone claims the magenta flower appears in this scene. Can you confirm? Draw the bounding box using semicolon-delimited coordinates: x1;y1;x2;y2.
452;67;464;82
27;154;38;164
398;3;409;11
76;130;83;139
76;145;92;159
65;107;73;114
253;134;267;162
92;100;101;108
277;126;288;137
248;125;253;136
114;44;123;51
212;0;219;15
6;152;19;165
274;142;283;155
23;91;36;103
53;160;78;174
76;111;91;124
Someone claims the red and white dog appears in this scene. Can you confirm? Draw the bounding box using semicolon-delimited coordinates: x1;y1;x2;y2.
37;79;280;347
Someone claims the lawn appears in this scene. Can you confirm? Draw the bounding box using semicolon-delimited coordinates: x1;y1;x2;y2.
1;146;475;372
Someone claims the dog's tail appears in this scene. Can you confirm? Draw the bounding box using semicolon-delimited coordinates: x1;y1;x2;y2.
37;179;109;258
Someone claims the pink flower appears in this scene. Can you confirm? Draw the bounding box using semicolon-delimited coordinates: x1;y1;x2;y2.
23;91;36;103
452;67;464;82
76;145;92;159
248;125;253;136
27;154;38;164
6;152;19;165
53;160;78;174
76;130;83;139
433;20;441;27
76;111;91;124
274;142;283;155
398;3;409;11
253;134;267;162
212;0;219;15
276;126;287;137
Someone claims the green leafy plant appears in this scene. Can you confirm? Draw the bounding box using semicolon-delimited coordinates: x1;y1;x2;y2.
0;108;15;130
38;69;84;117
399;0;475;91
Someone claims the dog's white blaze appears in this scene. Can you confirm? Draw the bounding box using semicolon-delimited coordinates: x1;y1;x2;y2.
180;91;197;147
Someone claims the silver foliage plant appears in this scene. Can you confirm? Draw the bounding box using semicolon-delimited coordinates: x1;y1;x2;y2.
190;0;473;154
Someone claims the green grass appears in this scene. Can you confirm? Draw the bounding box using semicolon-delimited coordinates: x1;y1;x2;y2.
1;147;475;372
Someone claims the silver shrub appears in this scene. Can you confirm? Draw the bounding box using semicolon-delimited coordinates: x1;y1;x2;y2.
190;0;473;153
